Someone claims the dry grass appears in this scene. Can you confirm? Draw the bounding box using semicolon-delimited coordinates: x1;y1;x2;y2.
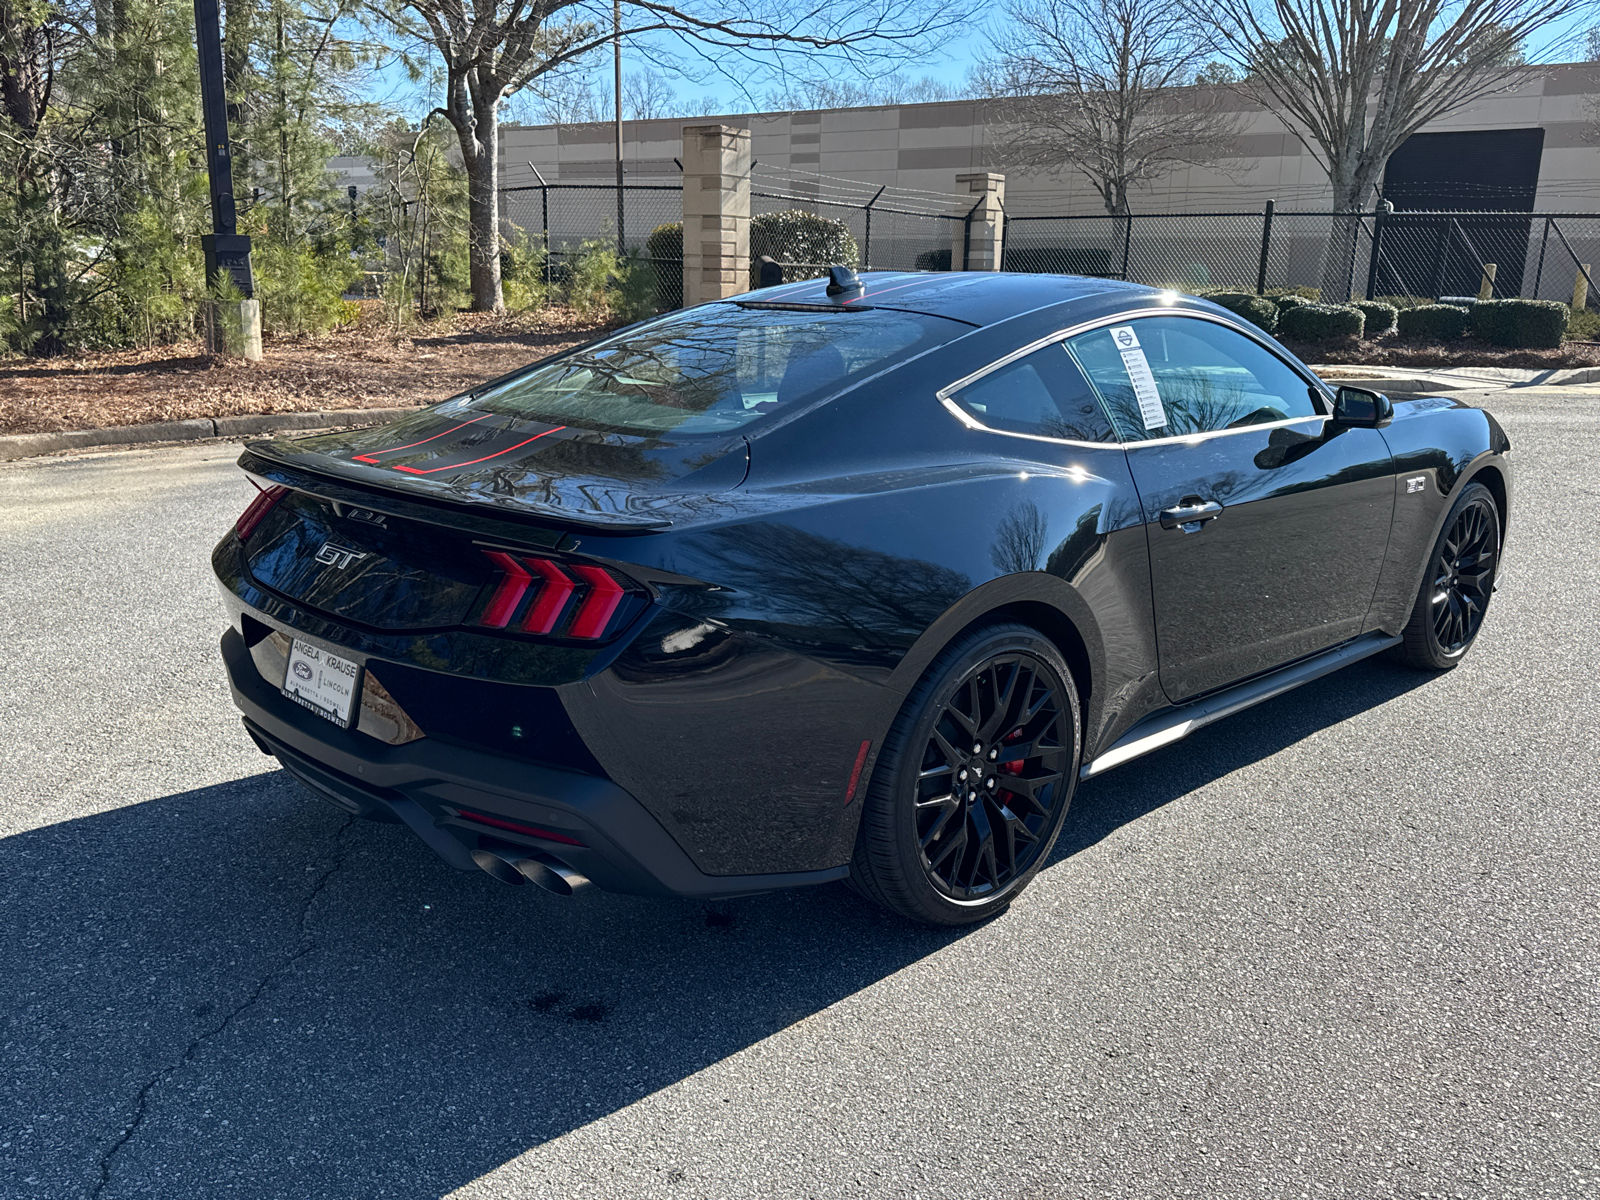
0;303;619;437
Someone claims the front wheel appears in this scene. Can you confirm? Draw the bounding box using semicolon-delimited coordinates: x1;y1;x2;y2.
1394;481;1501;670
849;623;1081;926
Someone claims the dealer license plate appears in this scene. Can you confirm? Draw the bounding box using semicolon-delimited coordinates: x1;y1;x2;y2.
282;639;361;729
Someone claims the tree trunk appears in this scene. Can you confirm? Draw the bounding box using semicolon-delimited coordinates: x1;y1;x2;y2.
1320;175;1366;303
466;93;504;313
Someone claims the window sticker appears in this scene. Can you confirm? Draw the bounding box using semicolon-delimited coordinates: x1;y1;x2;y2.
1109;325;1167;431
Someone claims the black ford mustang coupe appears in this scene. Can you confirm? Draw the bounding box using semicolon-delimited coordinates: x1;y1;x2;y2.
214;270;1510;925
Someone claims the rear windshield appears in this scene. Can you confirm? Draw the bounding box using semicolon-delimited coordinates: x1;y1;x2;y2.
464;303;970;437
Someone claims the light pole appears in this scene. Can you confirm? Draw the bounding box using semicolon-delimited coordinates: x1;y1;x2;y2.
613;0;625;254
194;0;261;359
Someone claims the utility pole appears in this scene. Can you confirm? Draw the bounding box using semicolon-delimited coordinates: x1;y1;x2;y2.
613;0;625;253
195;0;261;359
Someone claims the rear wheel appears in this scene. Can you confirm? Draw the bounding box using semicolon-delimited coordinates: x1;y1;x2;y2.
1395;481;1501;670
850;623;1080;925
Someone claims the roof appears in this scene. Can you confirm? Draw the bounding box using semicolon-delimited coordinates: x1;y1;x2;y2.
730;270;1150;326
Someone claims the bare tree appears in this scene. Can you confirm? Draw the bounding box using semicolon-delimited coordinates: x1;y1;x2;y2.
1199;0;1588;299
976;0;1243;216
364;0;970;313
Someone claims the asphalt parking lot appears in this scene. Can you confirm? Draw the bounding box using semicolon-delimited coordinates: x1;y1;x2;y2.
2;389;1597;1199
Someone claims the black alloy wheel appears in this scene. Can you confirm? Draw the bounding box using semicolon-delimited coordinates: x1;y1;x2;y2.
850;623;1080;925
1397;481;1501;670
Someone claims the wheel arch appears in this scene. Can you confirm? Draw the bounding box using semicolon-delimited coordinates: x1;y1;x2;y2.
884;574;1105;742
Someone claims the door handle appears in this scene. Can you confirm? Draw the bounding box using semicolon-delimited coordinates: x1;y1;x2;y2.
1159;499;1223;531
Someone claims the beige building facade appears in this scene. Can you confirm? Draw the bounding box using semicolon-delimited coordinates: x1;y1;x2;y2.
498;63;1600;216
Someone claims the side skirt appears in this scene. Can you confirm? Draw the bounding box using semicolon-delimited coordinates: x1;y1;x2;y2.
1080;632;1402;780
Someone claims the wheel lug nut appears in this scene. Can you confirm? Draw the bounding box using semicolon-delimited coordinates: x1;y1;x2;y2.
972;743;982;754
958;768;967;781
988;749;998;760
986;778;996;789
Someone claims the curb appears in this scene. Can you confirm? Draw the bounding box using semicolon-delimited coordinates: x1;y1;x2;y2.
0;406;422;463
1312;364;1600;394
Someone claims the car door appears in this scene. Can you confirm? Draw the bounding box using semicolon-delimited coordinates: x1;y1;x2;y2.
1066;313;1396;703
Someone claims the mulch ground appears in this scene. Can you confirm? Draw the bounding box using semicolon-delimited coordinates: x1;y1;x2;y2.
0;305;618;437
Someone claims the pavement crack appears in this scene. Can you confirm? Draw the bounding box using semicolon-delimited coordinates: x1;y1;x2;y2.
90;815;354;1199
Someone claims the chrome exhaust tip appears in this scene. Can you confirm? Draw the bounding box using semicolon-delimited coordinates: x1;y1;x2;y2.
471;847;590;896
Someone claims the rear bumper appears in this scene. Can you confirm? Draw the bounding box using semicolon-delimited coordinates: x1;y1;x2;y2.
221;627;848;898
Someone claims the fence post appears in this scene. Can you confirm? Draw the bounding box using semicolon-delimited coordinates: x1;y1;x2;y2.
863;185;885;270
952;173;1005;271
681;124;751;305
1365;202;1388;300
1256;199;1275;295
1428;223;1450;300
1534;217;1551;298
1478;263;1497;301
1575;265;1590;311
1120;214;1133;282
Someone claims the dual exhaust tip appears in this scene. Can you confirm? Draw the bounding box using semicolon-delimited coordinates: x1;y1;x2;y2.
471;846;589;896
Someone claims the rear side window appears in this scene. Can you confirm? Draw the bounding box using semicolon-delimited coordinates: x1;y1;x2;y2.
948;344;1117;443
1067;316;1321;442
466;305;970;437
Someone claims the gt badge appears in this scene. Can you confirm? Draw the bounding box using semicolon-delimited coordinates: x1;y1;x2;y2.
314;542;369;569
1405;476;1426;494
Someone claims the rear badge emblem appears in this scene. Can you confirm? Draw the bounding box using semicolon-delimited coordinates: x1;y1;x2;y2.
293;661;313;680
1405;476;1426;494
314;542;369;569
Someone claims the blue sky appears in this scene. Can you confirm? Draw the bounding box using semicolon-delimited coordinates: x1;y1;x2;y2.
373;13;1593;126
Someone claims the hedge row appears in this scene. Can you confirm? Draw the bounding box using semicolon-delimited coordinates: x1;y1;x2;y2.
1396;304;1470;340
1471;299;1569;348
1352;300;1398;334
1279;303;1365;341
1203;291;1279;333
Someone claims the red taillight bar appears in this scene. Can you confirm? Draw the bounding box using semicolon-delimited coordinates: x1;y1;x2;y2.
479;552;532;628
476;551;632;641
454;809;586;846
567;564;625;639
521;557;576;635
236;485;288;540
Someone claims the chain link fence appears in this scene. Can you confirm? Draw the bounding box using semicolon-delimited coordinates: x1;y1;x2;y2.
1002;205;1600;308
500;182;685;305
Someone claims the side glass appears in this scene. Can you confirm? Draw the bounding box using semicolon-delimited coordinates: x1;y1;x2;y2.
1066;317;1323;443
947;343;1117;443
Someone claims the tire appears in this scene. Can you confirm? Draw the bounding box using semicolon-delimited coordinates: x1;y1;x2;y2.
1394;481;1502;670
849;623;1081;926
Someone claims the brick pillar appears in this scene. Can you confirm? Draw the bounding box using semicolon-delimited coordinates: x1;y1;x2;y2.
682;124;752;306
952;172;1006;271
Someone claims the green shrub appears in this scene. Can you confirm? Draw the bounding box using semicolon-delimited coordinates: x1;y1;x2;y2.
1267;286;1321;302
254;240;358;337
614;249;660;322
1203;291;1279;333
749;210;859;283
500;227;549;312
1567;308;1600;341
1352;300;1398;335
1470;299;1569;348
565;239;620;317
1278;303;1364;341
1396;304;1470;341
645;223;683;308
1273;294;1309;312
1372;294;1431;310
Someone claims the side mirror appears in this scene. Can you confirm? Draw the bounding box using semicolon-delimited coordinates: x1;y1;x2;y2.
1331;386;1394;430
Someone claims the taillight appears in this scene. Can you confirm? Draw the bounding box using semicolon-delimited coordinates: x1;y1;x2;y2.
454;809;586;846
235;485;288;540
474;551;639;641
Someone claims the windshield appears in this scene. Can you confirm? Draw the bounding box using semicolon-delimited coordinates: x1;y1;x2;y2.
465;304;970;437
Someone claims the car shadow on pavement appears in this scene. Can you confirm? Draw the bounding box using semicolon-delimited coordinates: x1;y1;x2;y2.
1053;655;1435;866
1;657;1429;1200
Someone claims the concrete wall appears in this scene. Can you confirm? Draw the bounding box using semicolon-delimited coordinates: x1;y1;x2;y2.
497;63;1600;214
